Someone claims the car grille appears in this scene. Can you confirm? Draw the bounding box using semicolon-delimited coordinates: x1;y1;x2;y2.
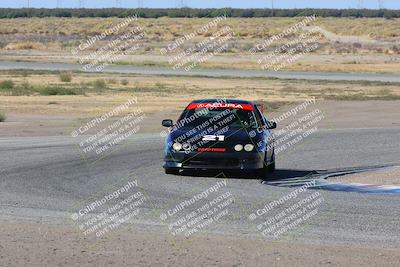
183;156;239;167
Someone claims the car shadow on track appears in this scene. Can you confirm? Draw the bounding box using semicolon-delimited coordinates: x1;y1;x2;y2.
175;169;318;181
266;169;318;181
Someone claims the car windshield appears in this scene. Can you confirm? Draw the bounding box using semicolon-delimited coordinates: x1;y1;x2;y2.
178;106;259;129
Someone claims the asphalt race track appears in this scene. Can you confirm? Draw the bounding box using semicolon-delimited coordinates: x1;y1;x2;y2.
1;60;400;82
1;127;400;248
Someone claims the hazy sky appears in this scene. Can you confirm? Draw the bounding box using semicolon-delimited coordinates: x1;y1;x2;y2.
2;0;398;9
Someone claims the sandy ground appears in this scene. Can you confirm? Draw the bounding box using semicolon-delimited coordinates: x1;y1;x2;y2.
1;100;399;137
0;221;399;267
331;167;400;186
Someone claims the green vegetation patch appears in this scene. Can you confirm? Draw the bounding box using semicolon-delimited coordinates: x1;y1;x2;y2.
0;112;5;122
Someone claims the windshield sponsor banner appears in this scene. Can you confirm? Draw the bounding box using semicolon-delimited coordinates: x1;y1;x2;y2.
186;102;254;111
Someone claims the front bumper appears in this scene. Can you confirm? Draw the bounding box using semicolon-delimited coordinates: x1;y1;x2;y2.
164;151;265;170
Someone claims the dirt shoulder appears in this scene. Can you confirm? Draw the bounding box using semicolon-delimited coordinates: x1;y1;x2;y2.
330;167;400;186
0;221;399;267
1;100;400;137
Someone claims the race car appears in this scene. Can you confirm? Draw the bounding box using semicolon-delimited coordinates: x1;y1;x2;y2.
161;99;276;178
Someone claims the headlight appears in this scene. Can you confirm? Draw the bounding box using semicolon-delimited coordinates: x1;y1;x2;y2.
244;144;254;152
234;144;243;151
172;142;182;151
182;143;191;151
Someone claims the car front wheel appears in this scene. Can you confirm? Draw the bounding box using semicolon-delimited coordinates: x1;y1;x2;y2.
256;151;275;179
267;151;276;173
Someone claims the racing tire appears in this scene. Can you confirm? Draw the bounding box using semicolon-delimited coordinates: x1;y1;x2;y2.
256;166;268;179
164;168;180;175
267;152;276;173
256;151;275;179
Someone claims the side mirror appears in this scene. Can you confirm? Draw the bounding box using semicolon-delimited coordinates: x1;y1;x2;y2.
162;119;173;127
266;121;277;129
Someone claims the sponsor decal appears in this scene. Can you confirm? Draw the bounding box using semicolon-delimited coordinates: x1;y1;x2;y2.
186;103;254;111
197;148;226;152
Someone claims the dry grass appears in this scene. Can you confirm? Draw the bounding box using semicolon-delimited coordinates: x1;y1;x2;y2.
59;72;72;82
1;17;399;39
4;42;46;50
0;17;399;74
0;111;5;122
0;70;399;115
318;17;400;38
282;62;400;74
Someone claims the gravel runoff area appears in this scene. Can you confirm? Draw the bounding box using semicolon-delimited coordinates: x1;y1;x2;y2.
1;221;400;267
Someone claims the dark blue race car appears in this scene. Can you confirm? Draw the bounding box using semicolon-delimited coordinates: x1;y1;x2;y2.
161;99;276;178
